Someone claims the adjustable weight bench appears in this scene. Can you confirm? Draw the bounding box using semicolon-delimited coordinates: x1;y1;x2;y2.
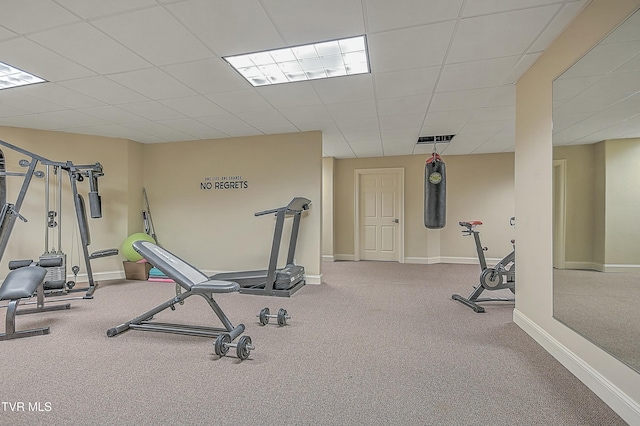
107;241;254;360
0;266;50;340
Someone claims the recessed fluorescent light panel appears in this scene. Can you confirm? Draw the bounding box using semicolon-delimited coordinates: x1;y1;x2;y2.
0;61;46;90
224;35;370;87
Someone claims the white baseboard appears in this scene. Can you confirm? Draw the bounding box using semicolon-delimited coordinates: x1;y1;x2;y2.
334;254;355;261
322;255;335;262
603;264;640;273
513;309;640;425
404;256;441;264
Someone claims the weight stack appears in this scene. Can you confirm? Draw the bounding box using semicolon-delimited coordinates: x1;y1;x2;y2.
40;252;67;291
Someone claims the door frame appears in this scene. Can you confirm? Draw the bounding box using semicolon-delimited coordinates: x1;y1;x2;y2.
354;167;405;262
553;159;567;269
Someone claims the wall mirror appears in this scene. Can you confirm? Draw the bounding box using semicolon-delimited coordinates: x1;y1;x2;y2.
552;7;640;373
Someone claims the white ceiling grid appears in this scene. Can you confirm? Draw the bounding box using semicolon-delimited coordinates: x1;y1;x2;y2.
0;0;591;158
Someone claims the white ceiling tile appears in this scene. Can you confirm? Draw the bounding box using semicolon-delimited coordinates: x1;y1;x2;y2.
437;56;520;92
559;41;640;79
235;109;291;128
0;0;79;34
503;52;542;84
205;90;272;113
577;71;640;100
261;0;364;45
0;90;66;113
219;126;263;138
449;6;559;64
124;121;192;141
18;83;105;109
0;104;30;117
551;75;602;101
166;0;283;57
325;100;377;121
365;0;463;32
529;1;589;52
462;0;564;17
59;76;149;104
601;6;640;44
377;95;430;117
162;59;249;95
278;105;332;124
256;124;299;134
0;38;94;82
159;96;227;118
343;131;382;143
617;52;640;72
322;141;355;158
368;22;456;73
78;105;146;124
62;124;144;141
29;23;151;74
484;85;516;107
380;114;425;130
296;121;340;133
108;68;197;100
349;141;384;158
312;74;374;104
55;0;157;19
335;117;379;133
473;124;515;153
257;83;323;109
374;67;440;99
17;110;110;130
421;110;475;134
430;88;495;111
0;26;15;41
470;105;515;123
118;102;186;121
93;6;212;66
196;114;254;132
158;119;228;139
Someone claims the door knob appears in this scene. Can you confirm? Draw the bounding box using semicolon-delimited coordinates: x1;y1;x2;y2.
393;218;399;223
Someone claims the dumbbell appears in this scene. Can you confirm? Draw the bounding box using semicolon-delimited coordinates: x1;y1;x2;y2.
257;307;290;326
214;333;254;360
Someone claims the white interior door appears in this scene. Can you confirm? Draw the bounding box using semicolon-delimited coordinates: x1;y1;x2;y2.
359;171;401;261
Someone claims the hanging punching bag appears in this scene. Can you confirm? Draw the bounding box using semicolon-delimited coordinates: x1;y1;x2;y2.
424;152;446;229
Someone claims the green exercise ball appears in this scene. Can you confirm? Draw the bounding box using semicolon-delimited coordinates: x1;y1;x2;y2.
121;233;156;262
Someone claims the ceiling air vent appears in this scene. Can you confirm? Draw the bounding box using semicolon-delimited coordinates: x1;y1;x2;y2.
417;135;455;144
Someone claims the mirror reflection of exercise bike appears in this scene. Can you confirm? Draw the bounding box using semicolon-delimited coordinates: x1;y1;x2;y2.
452;217;515;313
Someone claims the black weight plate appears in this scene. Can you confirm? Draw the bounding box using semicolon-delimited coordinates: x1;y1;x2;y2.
214;333;231;357
236;335;252;360
259;307;270;325
277;308;288;326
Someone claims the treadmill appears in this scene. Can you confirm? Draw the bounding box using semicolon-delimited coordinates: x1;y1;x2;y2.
212;197;311;297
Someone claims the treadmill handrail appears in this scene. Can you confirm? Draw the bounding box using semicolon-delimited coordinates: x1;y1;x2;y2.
254;197;311;217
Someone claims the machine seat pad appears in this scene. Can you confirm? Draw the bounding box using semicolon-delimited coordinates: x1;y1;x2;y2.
0;267;46;300
191;280;240;294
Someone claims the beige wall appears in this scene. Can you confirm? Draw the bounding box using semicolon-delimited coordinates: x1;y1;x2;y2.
322;157;334;260
142;131;322;280
553;144;596;266
604;138;640;267
0;126;132;279
554;138;640;270
515;0;640;422
331;152;515;263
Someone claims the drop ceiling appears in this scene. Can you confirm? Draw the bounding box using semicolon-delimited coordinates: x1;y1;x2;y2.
0;0;591;158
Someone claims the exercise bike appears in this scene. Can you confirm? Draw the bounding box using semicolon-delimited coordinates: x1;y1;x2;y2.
452;217;515;313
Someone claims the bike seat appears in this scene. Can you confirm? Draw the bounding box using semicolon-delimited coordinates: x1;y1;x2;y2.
459;220;482;227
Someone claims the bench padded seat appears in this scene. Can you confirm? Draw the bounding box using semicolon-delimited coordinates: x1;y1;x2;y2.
192;280;239;294
0;267;46;301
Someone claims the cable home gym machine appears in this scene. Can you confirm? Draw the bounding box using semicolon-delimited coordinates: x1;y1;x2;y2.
0;139;117;299
452;217;515;313
211;197;311;297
